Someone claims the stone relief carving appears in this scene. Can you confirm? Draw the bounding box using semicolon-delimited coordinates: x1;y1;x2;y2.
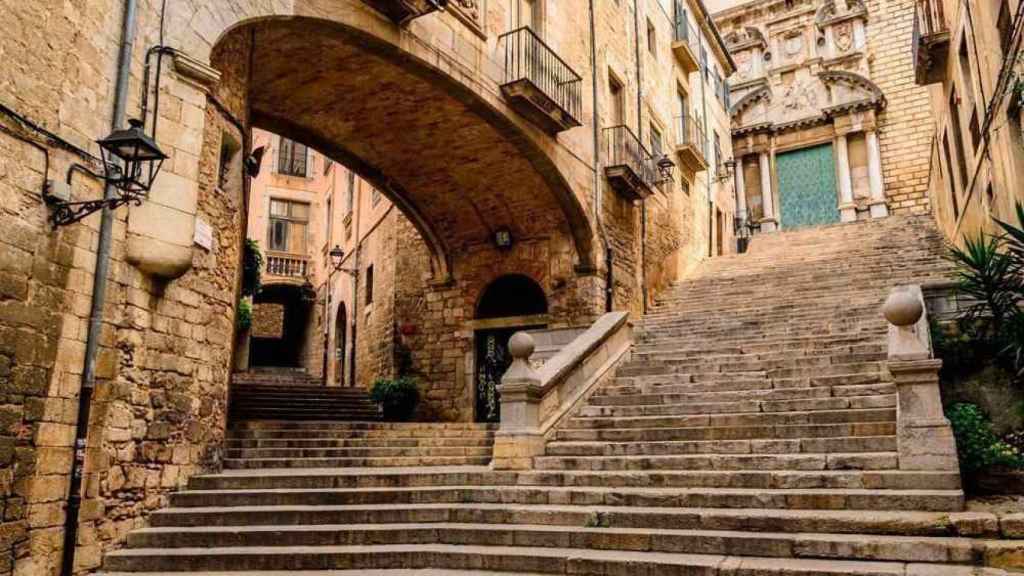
783;33;804;59
781;80;819;116
449;0;486;37
735;50;753;80
834;22;854;52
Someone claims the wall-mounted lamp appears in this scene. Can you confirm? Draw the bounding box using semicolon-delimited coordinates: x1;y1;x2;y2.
494;227;514;250
656;154;676;183
328;245;358;277
245;146;266;178
47;119;167;227
716;157;736;182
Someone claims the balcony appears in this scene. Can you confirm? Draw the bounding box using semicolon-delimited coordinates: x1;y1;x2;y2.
603;126;658;201
266;252;310;280
672;20;700;74
499;27;584;134
674;115;708;173
361;0;443;24
913;0;950;85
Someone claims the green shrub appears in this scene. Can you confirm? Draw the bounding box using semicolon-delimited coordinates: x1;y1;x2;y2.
242;239;264;297
236;299;252;330
947;403;1024;473
371;377;420;421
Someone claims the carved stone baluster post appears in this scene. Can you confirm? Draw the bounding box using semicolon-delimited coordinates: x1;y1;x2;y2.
883;287;959;471
492;332;546;470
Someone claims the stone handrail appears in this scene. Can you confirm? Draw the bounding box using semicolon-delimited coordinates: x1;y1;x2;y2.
882;285;958;472
493;311;632;469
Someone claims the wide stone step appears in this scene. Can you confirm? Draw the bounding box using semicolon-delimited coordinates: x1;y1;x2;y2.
223;455;493;469
158;485;964;512
532;452;899;472
553;421;897;442
229;421;496;431
121;523;995;565
226;437;496;449
187;467;958;492
101;543;1006;574
592;383;895;404
545;435;898;456
564;408;896;430
577;395;895;417
225;446;494;459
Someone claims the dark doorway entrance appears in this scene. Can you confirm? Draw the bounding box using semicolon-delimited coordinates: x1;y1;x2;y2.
250;284;313;368
335;303;347;386
473;275;548;423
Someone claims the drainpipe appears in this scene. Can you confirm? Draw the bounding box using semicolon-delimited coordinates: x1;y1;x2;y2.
698;32;713;258
348;179;364;389
588;0;613;313
62;1;138;575
632;0;648;314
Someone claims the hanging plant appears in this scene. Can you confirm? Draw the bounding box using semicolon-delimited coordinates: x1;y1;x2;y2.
242;239;263;297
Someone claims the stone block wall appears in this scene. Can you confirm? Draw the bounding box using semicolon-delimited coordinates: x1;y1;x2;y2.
867;0;935;214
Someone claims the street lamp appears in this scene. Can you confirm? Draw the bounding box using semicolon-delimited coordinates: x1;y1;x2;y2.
656;154;676;183
48;118;168;227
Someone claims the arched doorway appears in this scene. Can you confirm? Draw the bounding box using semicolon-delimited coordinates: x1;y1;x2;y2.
250;284;314;369
473;275;548;423
334;303;348;386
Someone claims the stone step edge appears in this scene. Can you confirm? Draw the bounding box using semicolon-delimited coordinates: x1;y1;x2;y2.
100;543;1015;575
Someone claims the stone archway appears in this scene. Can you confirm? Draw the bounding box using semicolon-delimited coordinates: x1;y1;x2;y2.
204;8;596;281
334;303;348;386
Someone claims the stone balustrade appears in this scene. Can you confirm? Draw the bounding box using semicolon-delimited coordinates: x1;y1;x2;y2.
492;311;632;469
882;285;959;471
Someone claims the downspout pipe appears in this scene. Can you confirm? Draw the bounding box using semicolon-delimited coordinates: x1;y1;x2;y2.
632;0;648;314
588;0;613;313
63;1;138;575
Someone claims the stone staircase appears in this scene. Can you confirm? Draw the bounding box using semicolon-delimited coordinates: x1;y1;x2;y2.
101;216;1023;575
229;369;380;421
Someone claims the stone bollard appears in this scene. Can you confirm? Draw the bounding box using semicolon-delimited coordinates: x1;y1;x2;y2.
883;286;959;472
492;332;546;470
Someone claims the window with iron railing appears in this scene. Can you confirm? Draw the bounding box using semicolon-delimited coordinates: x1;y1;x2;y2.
277;138;308;177
674;114;707;160
604;125;658;188
500;27;583;123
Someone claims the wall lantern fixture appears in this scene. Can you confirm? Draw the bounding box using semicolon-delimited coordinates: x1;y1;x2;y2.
329;245;359;277
656;154;676;183
245;146;266;178
494;227;514;250
46;118;167;227
717;158;736;183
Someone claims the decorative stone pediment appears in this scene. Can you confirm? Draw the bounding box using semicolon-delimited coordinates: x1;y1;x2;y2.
820;70;885;114
725;26;767;51
816;0;867;26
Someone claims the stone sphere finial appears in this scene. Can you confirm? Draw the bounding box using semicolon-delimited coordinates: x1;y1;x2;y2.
883;289;923;327
508;331;535;360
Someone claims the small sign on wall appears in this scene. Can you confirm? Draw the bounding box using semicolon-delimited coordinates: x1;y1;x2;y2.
194;217;213;251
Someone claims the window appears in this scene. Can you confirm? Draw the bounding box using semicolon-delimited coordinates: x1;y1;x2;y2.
681;177;690;195
516;0;541;32
268;199;310;254
713;131;722;173
277;138;308;177
650;122;663;158
647;18;657;56
701;46;708;79
346;170;356;213
958;37;981;151
941;133;957;216
323;156;333;175
997;1;1013;56
365;265;374;306
372;188;382;206
949;89;970;193
609;73;626;126
673;0;688;42
325;195;333;245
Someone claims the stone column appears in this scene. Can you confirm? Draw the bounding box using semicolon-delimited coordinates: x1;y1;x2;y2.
866;130;889;218
883;287;959;472
835;134;857;222
492;332;545;470
735;155;748;221
759;152;777;232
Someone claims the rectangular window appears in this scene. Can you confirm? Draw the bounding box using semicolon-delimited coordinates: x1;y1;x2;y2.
609;73;625;126
713;131;722;173
674;0;688;41
997;1;1013;56
277;138;308;177
941;132;958;221
323;157;333;174
949;89;970;193
325;195;333;246
268;199;310;254
649;122;663;158
346;170;356;213
958;37;981;151
372;188;382;206
365;265;374;306
647;18;657;56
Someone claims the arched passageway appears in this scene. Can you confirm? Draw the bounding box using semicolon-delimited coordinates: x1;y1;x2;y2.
250;284;314;369
334;303;348;386
473;274;549;423
212;14;595;281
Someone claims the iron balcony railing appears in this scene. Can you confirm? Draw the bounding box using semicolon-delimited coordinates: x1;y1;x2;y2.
604;125;658;188
674;114;706;159
915;0;947;38
500;27;583;122
674;18;699;55
266;253;310;278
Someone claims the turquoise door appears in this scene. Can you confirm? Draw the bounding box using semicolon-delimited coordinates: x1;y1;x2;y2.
776;144;840;229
